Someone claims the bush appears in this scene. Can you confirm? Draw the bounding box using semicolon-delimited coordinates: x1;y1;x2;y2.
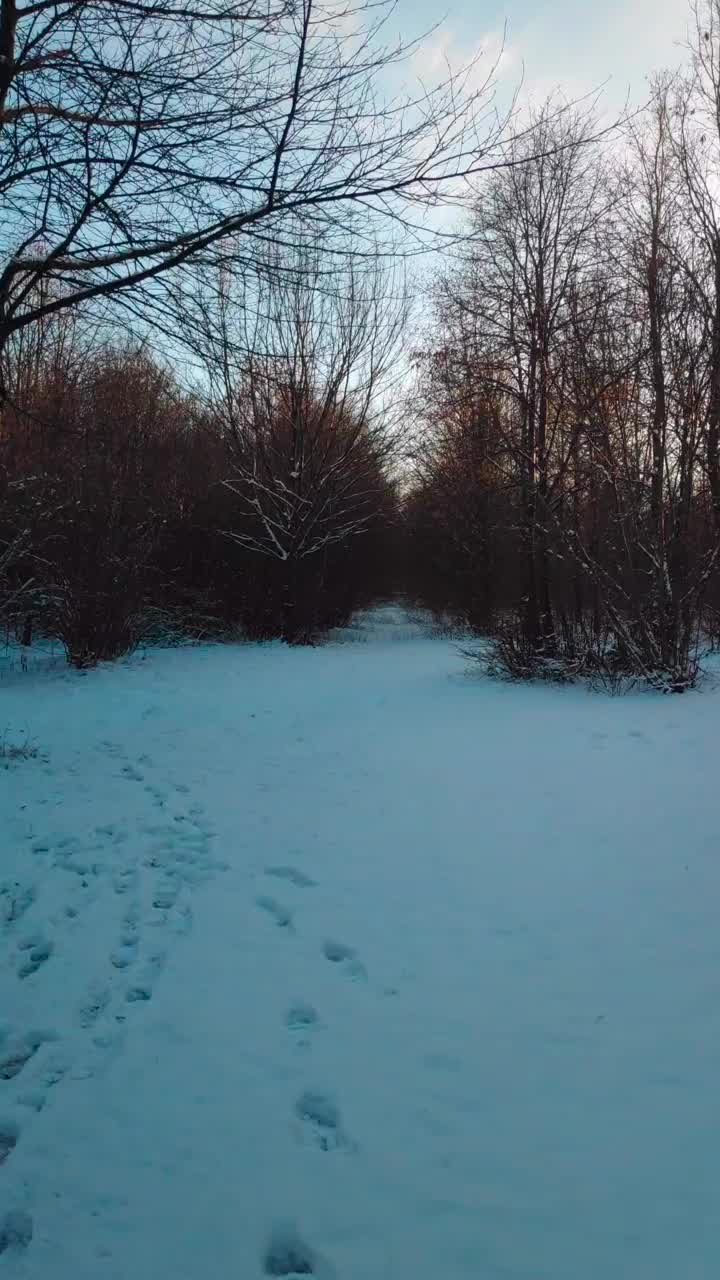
0;731;38;765
482;613;701;693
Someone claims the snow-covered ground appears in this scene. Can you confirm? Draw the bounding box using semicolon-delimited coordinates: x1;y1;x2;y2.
0;605;718;1279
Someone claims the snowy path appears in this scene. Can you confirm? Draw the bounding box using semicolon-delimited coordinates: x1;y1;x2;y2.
1;610;719;1278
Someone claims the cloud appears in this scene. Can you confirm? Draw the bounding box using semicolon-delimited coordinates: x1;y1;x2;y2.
410;24;518;95
509;0;687;113
406;0;688;123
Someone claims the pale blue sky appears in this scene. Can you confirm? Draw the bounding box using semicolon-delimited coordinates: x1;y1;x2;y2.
394;0;689;113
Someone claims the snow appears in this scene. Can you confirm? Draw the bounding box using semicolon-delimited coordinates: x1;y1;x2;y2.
0;605;719;1279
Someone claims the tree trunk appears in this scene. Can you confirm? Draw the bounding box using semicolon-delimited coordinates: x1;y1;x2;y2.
707;241;720;535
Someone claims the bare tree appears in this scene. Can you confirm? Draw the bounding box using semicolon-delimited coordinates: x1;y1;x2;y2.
670;0;720;537
0;341;192;664
0;0;508;367
605;88;709;680
0;303;87;635
196;245;404;639
432;102;606;653
405;326;514;629
406;73;717;689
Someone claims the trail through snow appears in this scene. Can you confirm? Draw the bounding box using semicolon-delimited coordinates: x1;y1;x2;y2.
0;606;718;1278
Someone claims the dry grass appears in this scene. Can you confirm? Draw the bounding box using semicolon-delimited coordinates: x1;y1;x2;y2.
0;732;39;765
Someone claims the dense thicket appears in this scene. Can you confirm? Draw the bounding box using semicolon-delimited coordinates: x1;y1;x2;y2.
0;315;397;663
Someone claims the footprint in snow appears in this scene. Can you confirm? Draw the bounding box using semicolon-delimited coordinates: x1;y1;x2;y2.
286;1002;320;1049
263;1225;319;1276
0;1121;19;1165
294;1090;353;1153
78;984;111;1029
122;901;140;932
0;1030;57;1082
111;909;140;966
286;1001;320;1032
126;950;166;1003
17;938;53;979
152;878;180;911
0;882;36;926
95;823;128;846
265;866;316;889
171;903;193;937
120;763;145;783
0;1211;33;1257
16;1090;46;1114
113;867;138;896
145;783;168;808
54;834;81;855
256;896;294;929
110;938;139;969
322;940;366;981
17;930;44;951
0;1043;36;1081
37;1052;68;1089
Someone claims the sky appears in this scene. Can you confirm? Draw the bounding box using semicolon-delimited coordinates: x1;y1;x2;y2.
395;0;690;115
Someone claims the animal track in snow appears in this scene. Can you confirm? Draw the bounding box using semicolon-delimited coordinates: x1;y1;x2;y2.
256;896;294;929
322;940;366;981
294;1090;352;1152
265;866;316;889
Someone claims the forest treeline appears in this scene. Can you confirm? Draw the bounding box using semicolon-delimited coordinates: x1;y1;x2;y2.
407;58;720;690
0;257;400;660
3;0;720;689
